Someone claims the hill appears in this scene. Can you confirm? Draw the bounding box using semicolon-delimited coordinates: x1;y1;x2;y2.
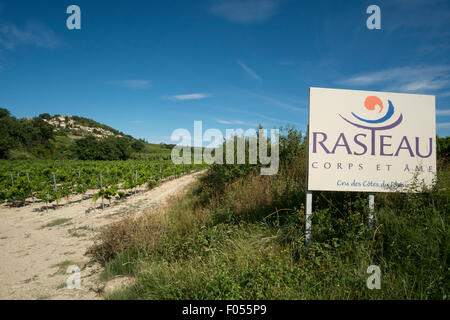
39;113;124;138
0;108;175;161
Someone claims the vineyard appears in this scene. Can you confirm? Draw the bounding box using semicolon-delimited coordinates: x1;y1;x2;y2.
0;160;205;208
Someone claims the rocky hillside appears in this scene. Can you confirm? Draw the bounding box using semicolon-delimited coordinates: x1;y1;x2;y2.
40;114;124;139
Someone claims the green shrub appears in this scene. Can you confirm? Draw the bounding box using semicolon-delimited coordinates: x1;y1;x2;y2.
8;149;33;160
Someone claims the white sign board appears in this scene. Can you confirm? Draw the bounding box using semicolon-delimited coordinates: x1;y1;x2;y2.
308;87;436;192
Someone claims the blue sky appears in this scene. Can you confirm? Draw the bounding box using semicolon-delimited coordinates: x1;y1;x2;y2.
0;0;449;143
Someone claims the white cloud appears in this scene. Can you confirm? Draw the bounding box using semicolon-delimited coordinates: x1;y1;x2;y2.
211;0;280;24
439;91;450;97
437;122;450;129
238;60;262;81
216;119;234;125
0;21;61;50
143;136;172;144
436;109;450;116
208;104;305;127
339;65;450;94
106;80;151;89
170;93;210;100
278;60;297;66
216;119;255;126
386;0;450;32
253;94;306;112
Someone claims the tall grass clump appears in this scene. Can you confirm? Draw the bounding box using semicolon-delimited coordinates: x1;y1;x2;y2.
90;127;449;300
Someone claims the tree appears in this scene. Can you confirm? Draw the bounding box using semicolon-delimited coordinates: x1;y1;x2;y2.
73;136;100;160
437;135;450;159
0;109;20;158
38;113;51;120
72;136;133;160
131;139;145;153
0;108;11;118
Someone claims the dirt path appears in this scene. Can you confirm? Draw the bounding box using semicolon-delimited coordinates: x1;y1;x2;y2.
0;171;204;300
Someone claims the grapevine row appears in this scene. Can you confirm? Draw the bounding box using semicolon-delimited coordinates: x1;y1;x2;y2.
0;160;205;206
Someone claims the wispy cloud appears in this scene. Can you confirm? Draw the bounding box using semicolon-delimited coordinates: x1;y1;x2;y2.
384;1;450;57
238;60;262;81
0;21;61;50
169;93;210;101
386;0;450;32
436;109;450;116
339;65;450;94
439;91;450;97
253;94;306;112
437;122;450;129
106;80;151;89
206;104;305;128
144;136;172;144
210;0;280;24
278;60;297;66
215;119;255;126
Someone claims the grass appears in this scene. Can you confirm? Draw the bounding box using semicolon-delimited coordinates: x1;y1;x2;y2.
68;226;90;238
23;275;38;284
40;218;72;229
56;282;67;290
105;284;140;300
91;168;449;299
88;129;449;300
51;260;81;276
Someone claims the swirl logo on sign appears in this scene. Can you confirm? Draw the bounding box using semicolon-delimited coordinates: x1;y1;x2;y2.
339;96;403;131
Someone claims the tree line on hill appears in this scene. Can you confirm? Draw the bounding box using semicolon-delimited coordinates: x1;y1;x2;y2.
0;108;172;160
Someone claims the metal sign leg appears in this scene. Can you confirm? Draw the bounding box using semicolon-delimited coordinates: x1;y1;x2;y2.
368;193;375;228
306;191;312;247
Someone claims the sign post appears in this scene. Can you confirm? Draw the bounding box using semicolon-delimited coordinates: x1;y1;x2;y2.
26;171;34;203
99;172;104;210
52;174;57;193
305;191;313;247
368;193;375;228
